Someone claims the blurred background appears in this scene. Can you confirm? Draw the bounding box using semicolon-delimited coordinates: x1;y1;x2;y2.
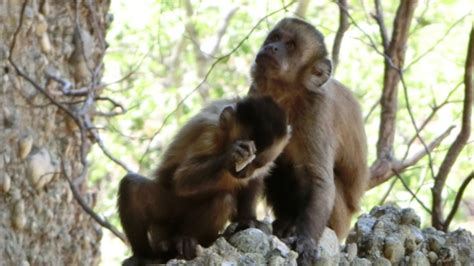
88;1;473;264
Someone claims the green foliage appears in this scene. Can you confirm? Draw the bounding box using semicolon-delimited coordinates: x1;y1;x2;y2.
90;1;473;264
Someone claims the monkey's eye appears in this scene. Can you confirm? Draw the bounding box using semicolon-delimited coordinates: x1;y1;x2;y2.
269;34;280;42
286;41;296;50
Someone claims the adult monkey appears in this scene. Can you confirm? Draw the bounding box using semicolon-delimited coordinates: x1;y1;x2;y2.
248;18;369;264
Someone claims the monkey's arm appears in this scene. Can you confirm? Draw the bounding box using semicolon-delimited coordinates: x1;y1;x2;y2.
173;153;229;196
173;139;257;196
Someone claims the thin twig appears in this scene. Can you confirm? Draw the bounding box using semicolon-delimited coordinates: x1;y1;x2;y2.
394;171;432;214
399;70;436;179
378;178;397;205
364;97;380;122
401;82;462;161
444;171;474;230
62;161;127;243
406;14;470;70
372;0;389;52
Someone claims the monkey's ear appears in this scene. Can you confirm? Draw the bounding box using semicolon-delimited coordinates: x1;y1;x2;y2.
219;106;236;130
305;57;333;93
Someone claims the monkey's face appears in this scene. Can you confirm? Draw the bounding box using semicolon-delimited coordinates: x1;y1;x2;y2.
253;18;332;91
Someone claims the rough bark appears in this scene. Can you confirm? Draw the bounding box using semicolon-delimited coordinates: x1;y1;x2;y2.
0;0;109;265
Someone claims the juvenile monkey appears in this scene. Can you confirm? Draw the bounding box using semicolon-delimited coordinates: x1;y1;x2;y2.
249;18;369;264
118;96;291;264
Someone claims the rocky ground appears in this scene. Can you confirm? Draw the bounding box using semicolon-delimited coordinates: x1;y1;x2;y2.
162;205;473;265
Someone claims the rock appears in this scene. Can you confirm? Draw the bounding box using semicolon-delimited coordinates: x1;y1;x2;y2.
228;228;270;255
268;235;291;257
404;237;417;254
314;256;335;266
351;257;372;266
383;236;405;263
0;173;11;193
427;251;438;264
372;257;391;266
338;256;351;266
12;200;26;230
408;251;429;266
164;205;473;266
268;255;286;266
238;253;265;265
346;243;358;262
18;135;33;159
319;228;340;259
446;229;474;264
400;208;421;227
354;214;376;237
26;148;57;190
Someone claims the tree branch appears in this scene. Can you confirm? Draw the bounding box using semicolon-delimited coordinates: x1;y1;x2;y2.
432;26;474;230
394;171;432;214
369;125;453;189
332;0;350;73
372;0;389;52
62;162;127;243
210;6;239;57
444;171;474;231
376;0;418;161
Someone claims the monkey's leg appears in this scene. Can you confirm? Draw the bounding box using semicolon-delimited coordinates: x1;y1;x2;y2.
293;165;336;265
226;178;271;235
118;174;154;259
264;159;299;238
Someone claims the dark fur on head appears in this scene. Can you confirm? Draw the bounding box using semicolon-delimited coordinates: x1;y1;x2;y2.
235;96;288;151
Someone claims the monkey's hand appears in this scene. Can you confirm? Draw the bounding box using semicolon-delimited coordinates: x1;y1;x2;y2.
273;219;296;239
173;236;198;260
294;236;319;266
229;140;256;178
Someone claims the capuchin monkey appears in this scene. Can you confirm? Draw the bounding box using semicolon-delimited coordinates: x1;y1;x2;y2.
249;18;369;265
118;96;291;265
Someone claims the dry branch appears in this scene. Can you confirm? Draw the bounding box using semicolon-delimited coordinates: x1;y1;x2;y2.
369;126;453;189
432;26;474;230
376;0;418;161
444;171;474;230
372;0;389;52
332;0;350;73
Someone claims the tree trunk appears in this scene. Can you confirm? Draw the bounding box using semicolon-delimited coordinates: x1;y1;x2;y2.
0;0;110;265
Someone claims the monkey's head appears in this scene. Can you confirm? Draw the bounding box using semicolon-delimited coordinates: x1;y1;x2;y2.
252;18;333;93
219;96;291;175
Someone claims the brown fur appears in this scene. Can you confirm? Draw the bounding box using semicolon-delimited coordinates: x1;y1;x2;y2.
118;96;291;264
249;18;369;265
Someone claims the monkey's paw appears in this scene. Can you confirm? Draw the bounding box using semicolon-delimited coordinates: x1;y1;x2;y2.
294;236;319;266
272;219;296;239
174;236;198;260
230;140;256;177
